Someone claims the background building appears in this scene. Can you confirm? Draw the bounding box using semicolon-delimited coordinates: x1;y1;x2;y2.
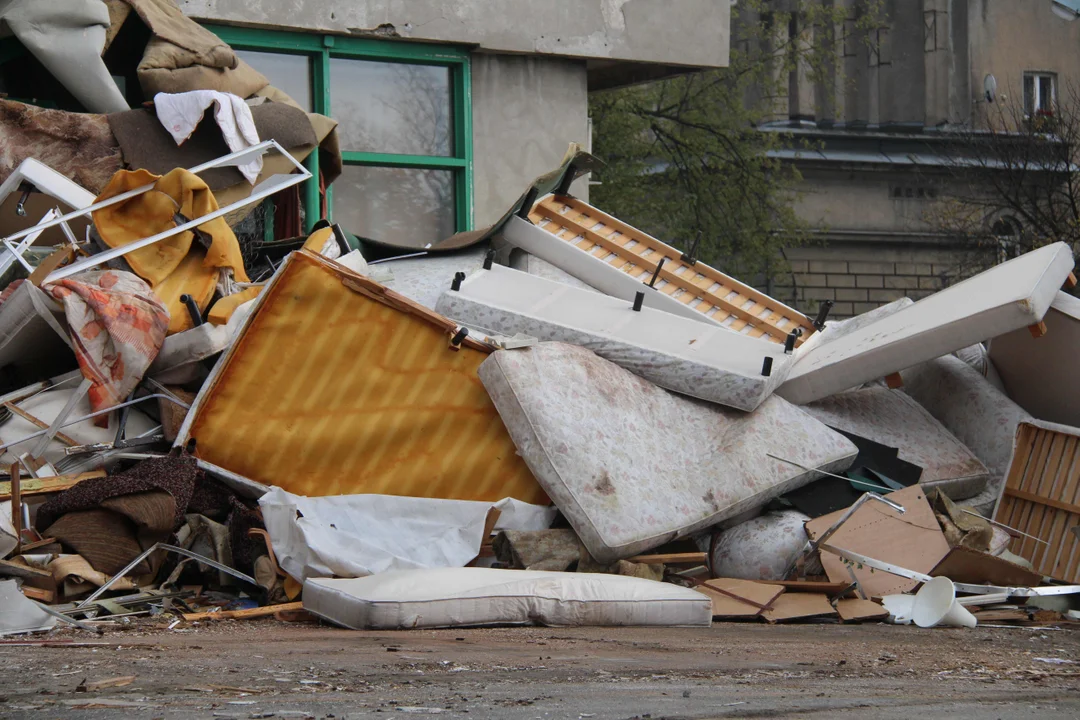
762;0;1080;316
183;1;731;250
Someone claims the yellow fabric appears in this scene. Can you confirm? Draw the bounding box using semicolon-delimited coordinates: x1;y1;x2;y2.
187;251;548;505
302;226;335;255
93;167;250;334
207;287;261;326
153;248;217;334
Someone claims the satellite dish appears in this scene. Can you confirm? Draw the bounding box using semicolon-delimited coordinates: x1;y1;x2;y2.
984;74;997;103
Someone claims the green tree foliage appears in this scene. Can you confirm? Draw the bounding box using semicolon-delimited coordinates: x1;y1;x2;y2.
589;0;882;280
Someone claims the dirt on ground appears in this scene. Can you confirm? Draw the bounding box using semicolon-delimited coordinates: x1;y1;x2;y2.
2;619;1079;719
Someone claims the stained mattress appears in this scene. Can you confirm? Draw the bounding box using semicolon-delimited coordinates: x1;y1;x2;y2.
900;354;1033;516
177;250;547;504
778;242;1075;405
303;568;713;629
803;387;989;500
477;342;858;563
436;264;792;411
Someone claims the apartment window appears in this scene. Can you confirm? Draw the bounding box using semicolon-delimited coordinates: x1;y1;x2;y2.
1024;72;1056;117
209;26;472;242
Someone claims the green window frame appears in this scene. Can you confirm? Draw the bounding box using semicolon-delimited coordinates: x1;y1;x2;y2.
206;25;473;237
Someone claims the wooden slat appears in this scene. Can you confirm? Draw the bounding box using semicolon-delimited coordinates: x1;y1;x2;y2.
182;602;304;622
559;196;806;320
528;196;814;345
558;204;779;337
995;424;1080;583
1050;445;1080;580
4;403;79;448
0;471;105;501
1027;433;1068;562
1034;436;1078;569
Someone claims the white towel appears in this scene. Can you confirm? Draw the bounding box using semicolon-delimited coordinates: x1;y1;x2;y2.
153;90;262;184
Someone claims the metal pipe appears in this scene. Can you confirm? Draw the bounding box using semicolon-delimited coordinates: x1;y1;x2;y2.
76;543;257;609
0;394;190;454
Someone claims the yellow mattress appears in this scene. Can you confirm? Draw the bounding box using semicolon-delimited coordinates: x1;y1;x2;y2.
184;250;548;504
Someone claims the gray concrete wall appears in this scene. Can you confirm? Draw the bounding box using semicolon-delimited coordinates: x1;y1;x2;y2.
182;0;729;69
471;54;589;228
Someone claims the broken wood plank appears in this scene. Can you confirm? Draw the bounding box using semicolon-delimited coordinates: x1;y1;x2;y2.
1028;321;1048;338
19;585;55;604
4;403;80;447
0;471;105;501
761;592;838;623
1066;272;1077;289
182;601;304;622
626;552;707;565
884;372;904;389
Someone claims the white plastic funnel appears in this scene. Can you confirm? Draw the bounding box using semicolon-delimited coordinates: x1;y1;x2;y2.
913;577;978;628
881;594;916;625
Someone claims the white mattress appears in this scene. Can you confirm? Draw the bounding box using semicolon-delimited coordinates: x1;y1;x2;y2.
303;568;712;629
478;342;858;563
900;354;1033;516
373;246;487;310
989;291;1080;428
778;242;1075;405
436;265;792;411
803;387;989;500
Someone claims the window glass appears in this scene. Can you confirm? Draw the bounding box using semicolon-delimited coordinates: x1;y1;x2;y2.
330;58;452;156
1024;74;1036;116
236;50;313;111
333;165;455;246
1039;75;1054;112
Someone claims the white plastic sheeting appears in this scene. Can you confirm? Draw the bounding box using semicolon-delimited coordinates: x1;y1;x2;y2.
259;487;556;581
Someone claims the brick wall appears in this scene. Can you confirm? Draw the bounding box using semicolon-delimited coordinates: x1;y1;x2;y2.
771;244;995;318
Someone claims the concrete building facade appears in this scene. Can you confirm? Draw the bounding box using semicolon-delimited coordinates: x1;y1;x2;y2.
766;0;1080;317
183;1;731;246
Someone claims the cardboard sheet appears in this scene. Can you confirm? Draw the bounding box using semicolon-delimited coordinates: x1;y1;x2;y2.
930;545;1043;588
697;578;784;618
479;342;858;563
761;592;837;623
437;264;792;411
806;485;951;598
778;242;1075;405
836;598;889;622
178;250;547;505
990;291;1080;428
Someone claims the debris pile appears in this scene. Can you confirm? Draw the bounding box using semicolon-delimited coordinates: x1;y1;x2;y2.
1;0;1079;638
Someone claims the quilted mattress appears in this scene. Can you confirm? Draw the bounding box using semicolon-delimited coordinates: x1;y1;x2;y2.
303;568;713;629
436;264;792;411
803;387;989;500
778;242;1075;405
478;342;858;563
